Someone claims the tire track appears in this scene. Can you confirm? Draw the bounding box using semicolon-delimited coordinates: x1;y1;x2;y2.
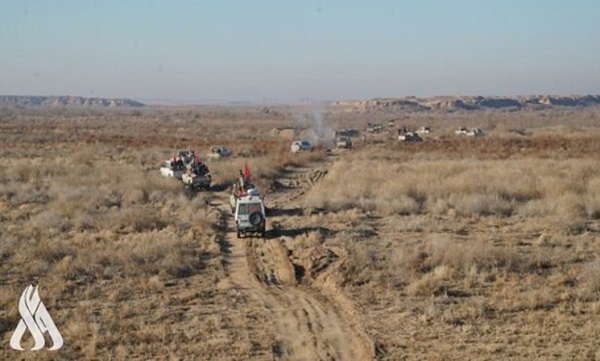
212;156;375;361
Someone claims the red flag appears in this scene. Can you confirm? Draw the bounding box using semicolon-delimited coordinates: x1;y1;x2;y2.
244;164;251;180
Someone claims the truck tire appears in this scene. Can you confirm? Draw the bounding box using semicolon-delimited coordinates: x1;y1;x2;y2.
237;229;241;239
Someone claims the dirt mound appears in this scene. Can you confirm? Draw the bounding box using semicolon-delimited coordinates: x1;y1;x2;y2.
292;246;341;281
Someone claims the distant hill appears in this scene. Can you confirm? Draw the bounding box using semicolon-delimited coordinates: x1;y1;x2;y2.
332;95;600;112
0;95;145;108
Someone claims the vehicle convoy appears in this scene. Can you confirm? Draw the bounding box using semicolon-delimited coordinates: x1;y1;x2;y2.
229;165;266;238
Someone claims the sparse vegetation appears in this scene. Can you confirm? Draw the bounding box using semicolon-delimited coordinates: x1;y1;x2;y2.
0;105;599;360
298;111;600;359
306;154;599;219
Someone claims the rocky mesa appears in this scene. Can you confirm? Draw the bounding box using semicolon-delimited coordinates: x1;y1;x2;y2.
0;95;145;108
332;95;600;112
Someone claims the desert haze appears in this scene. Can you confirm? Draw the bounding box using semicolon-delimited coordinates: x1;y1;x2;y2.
0;100;599;360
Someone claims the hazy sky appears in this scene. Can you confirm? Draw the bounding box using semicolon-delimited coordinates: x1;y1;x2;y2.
1;0;599;102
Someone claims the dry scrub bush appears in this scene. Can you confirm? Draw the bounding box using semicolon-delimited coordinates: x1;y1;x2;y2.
306;153;599;220
423;235;521;275
0;106;323;359
355;233;526;298
291;230;324;249
0;146;219;282
580;260;600;296
584;177;600;219
341;241;379;286
406;264;455;296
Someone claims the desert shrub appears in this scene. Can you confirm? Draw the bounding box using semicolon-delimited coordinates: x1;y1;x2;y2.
518;199;558;218
31;238;76;265
584;178;600;219
424;236;522;275
398;235;524;297
406;265;455;296
305;155;599;219
450;193;513;216
342;242;378;286
103;207;168;233
29;209;73;234
580;260;600;295
0;181;49;206
122;228;212;279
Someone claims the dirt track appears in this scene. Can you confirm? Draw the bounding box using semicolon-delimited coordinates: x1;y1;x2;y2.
212;156;375;361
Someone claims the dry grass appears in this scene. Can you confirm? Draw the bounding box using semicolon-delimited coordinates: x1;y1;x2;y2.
297;112;599;359
1;105;599;360
306;153;599;220
0;106;301;359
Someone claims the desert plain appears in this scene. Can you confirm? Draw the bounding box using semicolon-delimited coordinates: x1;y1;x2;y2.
0;100;599;360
